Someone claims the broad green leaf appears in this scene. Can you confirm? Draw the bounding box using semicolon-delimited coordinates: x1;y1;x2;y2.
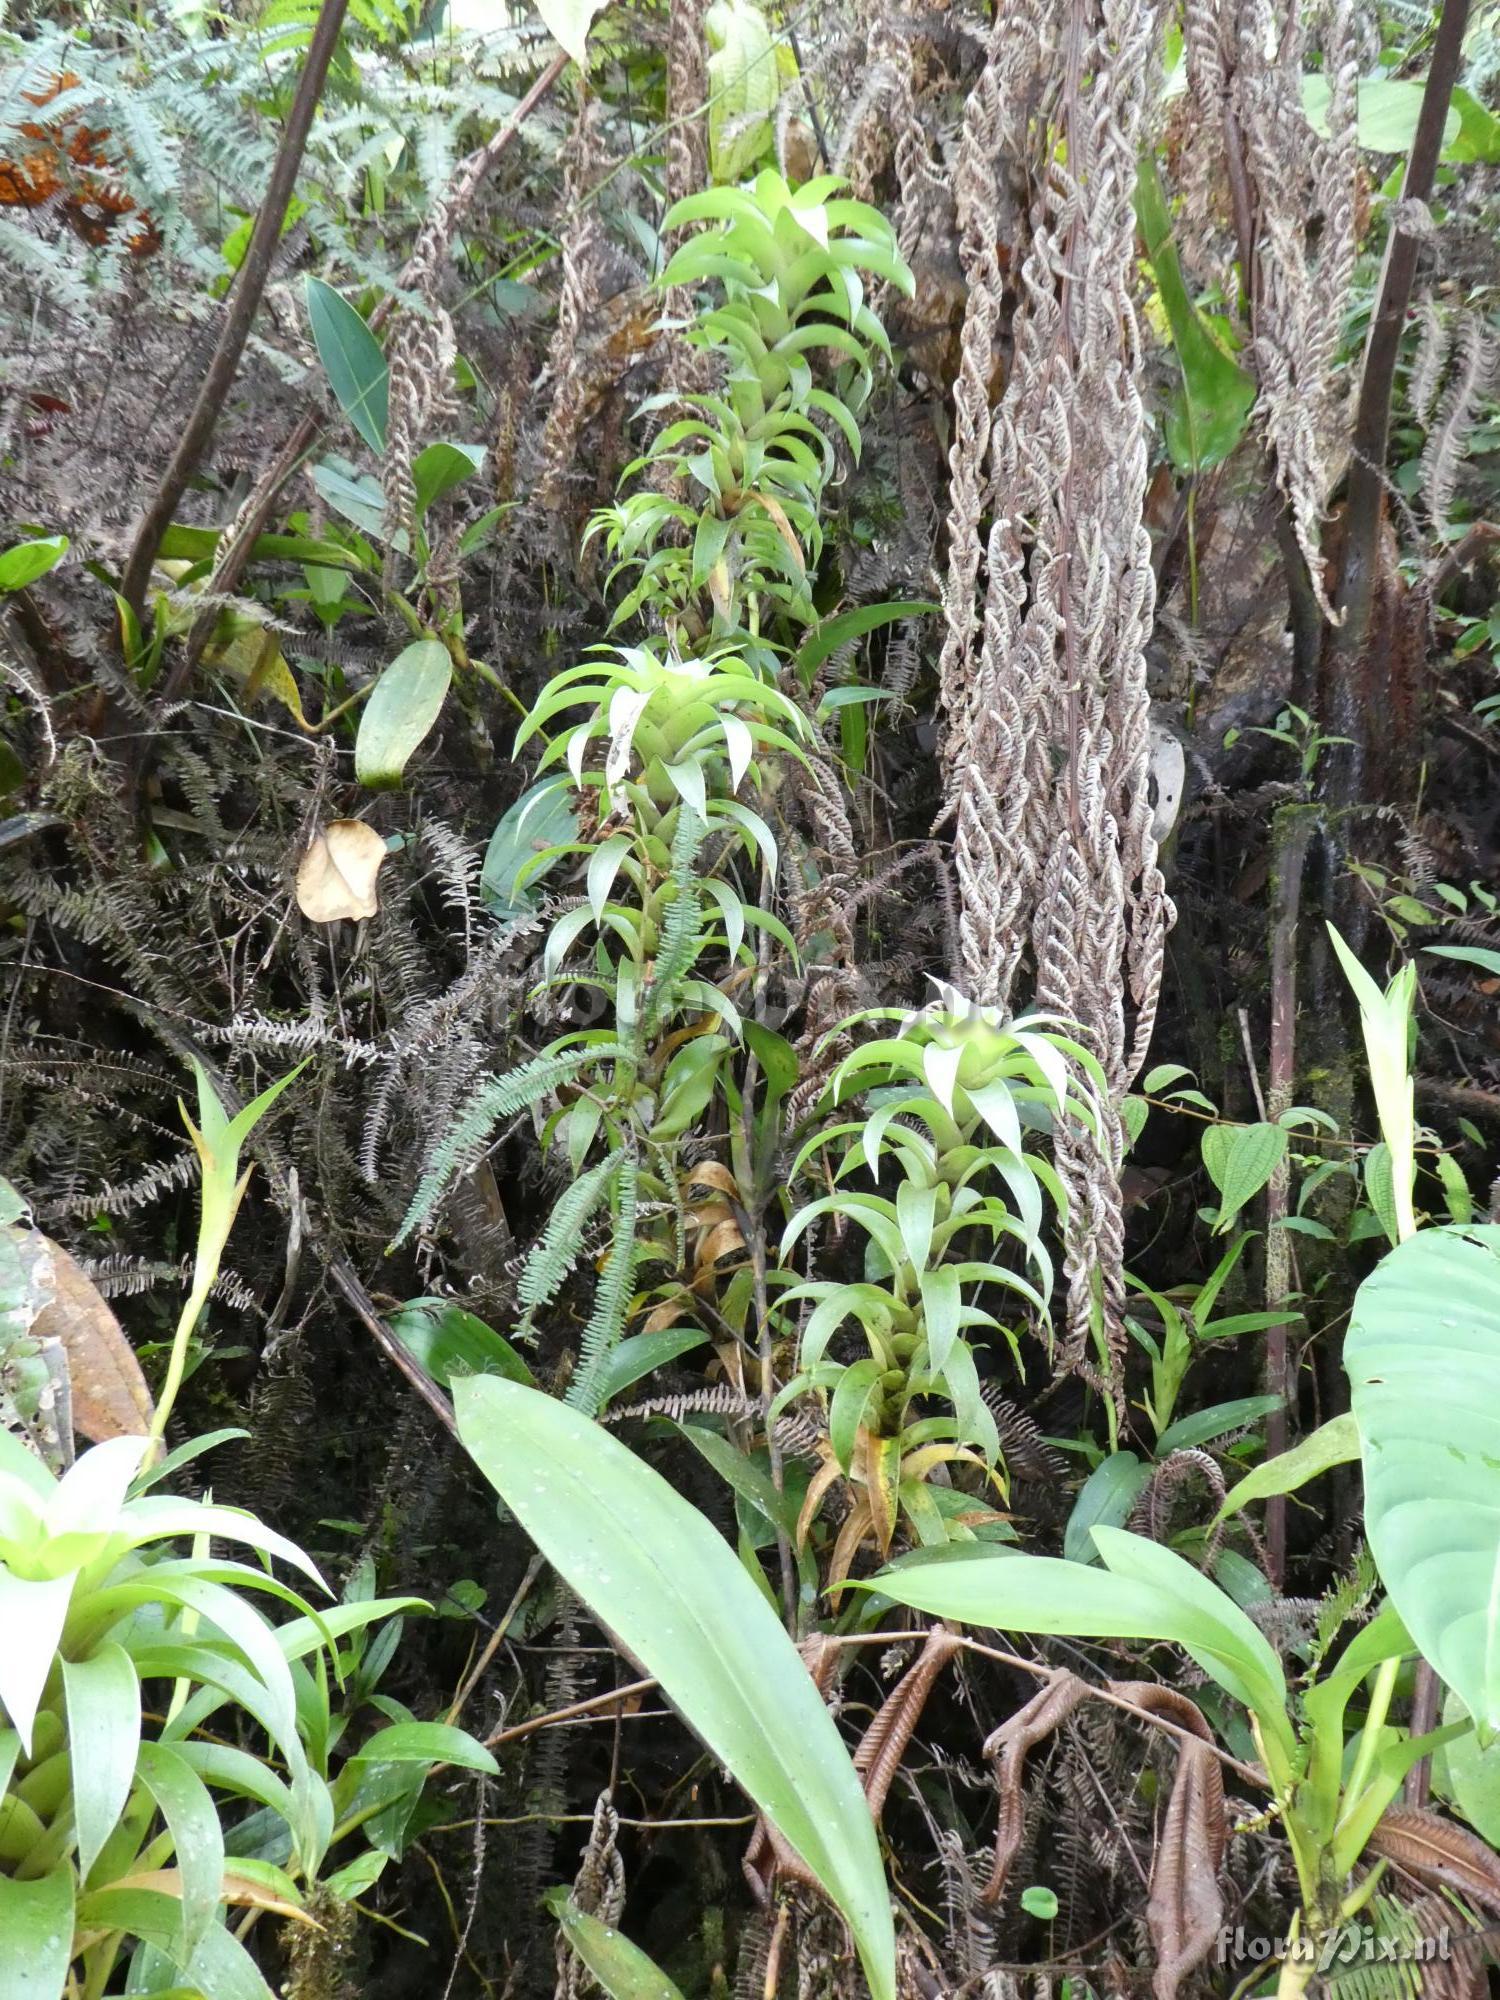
348;1722;498;1773
305;278;388;455
354;640;452;788
1448;87;1500;164
308;460;390;543
453;1376;895;2000
919;1267;961;1376
0;534;68;594
0;1865;73;2000
386;1299;536;1390
1302;73;1460;155
596;1326;708;1404
793;600;937;688
828;1357;883;1474
480;778;577;917
868;1525;1289;1748
1200;1121;1287;1232
1346;1223;1500;1729
1063;1453;1149;1564
704;0;782;183
322;1849;389;1901
545;1888;687;1999
1439;1691;1500;1841
1135;156;1255;473
61;1642;141;1882
535;0;608;65
75;1889;275;2000
1425;944;1500;977
411;442;484;519
674;1424;797;1541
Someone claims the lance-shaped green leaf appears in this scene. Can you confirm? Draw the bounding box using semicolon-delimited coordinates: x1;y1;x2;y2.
545;1888;686;1999
1346;1223;1500;1730
62;1643;140;1881
0;1865;73;2000
1328;925;1417;1244
1135;156;1256;473
1214;1411;1360;1523
453;1376;895;2000
305;279;388;455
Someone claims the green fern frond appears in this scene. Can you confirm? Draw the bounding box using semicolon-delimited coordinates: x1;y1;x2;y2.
567;1152;640;1417
515;1146;623;1332
644;809;709;1034
392;1045;621;1248
1311;1546;1380;1670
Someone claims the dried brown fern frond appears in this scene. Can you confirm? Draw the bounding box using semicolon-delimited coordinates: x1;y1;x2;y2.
555;1792;627;1999
1420;309;1497;534
938;0;1171;1402
1188;0;1360;616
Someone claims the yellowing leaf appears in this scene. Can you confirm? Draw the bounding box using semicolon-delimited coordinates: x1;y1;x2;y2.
207;623;313;730
296;820;388;923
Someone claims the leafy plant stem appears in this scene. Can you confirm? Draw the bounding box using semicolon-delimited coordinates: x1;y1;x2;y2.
1336;1654;1401;1834
170;47;569;701
120;0;353;623
1263;805;1317;1581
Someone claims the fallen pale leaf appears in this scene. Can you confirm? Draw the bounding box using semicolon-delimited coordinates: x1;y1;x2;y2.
296;819;387;922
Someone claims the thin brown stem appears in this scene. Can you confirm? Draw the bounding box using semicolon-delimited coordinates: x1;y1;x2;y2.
483;1675;658;1750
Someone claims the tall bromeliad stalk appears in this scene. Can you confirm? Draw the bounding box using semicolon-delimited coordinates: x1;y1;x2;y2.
395;173;914;1410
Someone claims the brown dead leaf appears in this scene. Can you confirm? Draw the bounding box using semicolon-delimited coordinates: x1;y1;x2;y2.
855;1625;963;1823
980;1673;1092;1904
1368;1805;1500;1911
37;1238;153;1441
8;1224;153;1441
1111;1682;1226;2000
296;819;387;923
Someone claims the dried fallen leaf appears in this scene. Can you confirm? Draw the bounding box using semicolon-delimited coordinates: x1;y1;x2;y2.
7;1224;153;1441
296;819;387;922
980;1672;1091;1904
1369;1804;1500;1911
1111;1682;1226;2000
